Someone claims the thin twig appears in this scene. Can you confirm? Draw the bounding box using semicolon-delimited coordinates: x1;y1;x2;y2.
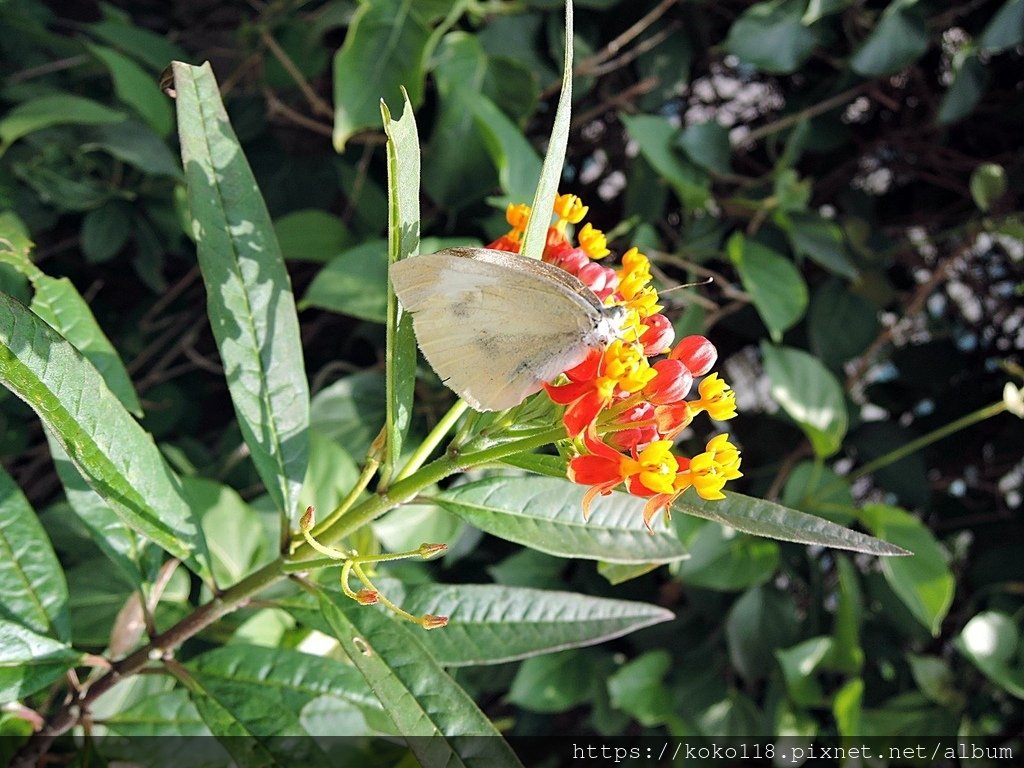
5;55;88;84
577;0;677;73
259;28;332;117
572;77;658;127
737;82;872;146
264;88;334;136
219;50;263;97
140;266;201;328
844;244;966;391
587;23;680;78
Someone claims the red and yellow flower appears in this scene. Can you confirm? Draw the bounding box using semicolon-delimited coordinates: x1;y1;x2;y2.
486;195;742;528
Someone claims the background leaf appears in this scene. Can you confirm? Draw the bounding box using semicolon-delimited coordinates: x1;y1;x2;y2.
850;1;929;76
956;612;1024;699
725;0;820;74
620;113;710;211
860;504;954;635
332;0;430;152
86;43;173;137
274;209;352;264
762;342;848;456
0;466;69;641
0;94;124;155
728;234;808;341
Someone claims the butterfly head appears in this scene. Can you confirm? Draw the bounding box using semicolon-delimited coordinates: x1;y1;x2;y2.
592;303;628;347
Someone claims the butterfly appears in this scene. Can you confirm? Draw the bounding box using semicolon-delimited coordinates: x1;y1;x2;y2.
390;247;625;411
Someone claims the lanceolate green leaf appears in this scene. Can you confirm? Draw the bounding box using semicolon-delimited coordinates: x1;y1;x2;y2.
520;0;573;261
0;94;124;156
0;619;83;702
47;434;145;588
86;43;173;136
182;667;329;766
0;216;142;416
318;591;524;768
0;466;69;641
435;475;688;564
332;0;431;152
30;275;142;416
0;293;210;576
675;489;908;556
399;583;674;666
471;95;542;204
173;61;309;520
382;91;420;479
187;645;381;714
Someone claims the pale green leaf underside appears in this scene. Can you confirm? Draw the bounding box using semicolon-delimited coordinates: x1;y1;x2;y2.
435;476;688;564
520;0;573;261
402;583;674;666
383;89;420;478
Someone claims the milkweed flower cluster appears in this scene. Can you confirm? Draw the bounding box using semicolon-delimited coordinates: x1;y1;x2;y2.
487;195;742;528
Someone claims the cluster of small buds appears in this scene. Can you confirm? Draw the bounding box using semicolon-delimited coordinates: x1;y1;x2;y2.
487;195;742;528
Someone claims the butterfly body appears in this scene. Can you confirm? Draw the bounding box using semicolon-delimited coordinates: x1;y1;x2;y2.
390;247;625;411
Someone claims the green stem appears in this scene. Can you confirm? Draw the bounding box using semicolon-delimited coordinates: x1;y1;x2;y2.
848;400;1008;483
302;424;567;552
309;453;380;540
21;420;567;756
394;400;468;482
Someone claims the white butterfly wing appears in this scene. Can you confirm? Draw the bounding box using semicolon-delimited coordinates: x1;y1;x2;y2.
390;249;604;411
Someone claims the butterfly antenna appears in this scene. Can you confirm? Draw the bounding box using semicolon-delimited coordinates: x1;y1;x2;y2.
659;276;713;295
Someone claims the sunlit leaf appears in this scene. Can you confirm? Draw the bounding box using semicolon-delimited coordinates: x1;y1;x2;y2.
173;61;309;520
762;343;848;456
436;475;688;565
0;293;209;576
318;591;524;766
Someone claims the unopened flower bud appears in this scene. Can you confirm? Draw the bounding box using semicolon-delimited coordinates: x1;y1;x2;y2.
670;335;718;376
420;614;449;630
418;543;448;559
639;314;675;356
299;506;315;531
355;589;379;605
